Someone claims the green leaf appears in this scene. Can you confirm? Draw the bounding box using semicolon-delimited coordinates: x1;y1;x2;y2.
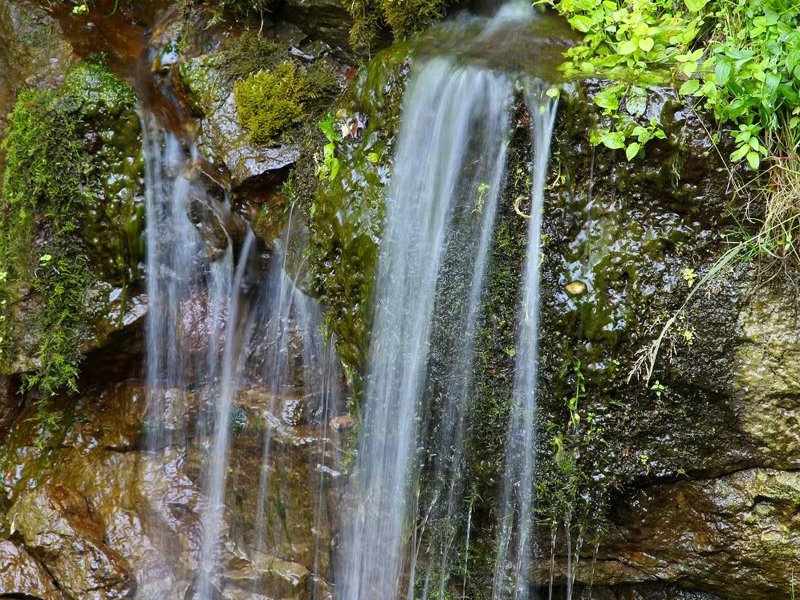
684;0;709;12
318;116;337;143
746;151;760;170
638;37;655;52
328;157;341;181
625;87;647;117
594;85;623;111
715;60;732;86
600;131;626;149
619;40;638;55
730;145;749;162
626;142;641;160
568;14;593;33
679;79;700;95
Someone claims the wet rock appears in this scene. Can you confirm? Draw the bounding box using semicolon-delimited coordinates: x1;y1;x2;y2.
280;0;355;55
733;283;800;468
0;0;75;129
0;539;65;599
9;485;134;599
177;53;301;189
188;195;231;261
0;378;344;599
583;468;800;600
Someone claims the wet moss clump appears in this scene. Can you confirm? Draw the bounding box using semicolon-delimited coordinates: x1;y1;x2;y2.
218;32;285;83
234;60;338;144
0;60;142;398
305;43;411;382
347;0;449;53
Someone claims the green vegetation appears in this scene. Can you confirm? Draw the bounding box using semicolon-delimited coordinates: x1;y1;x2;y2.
547;0;800;169
234;60;337;144
306;43;410;382
0;61;141;400
218;33;285;83
346;0;449;53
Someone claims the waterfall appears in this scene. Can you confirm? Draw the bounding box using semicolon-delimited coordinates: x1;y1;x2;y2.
337;52;514;599
492;84;558;600
142;110;341;596
142;115;233;450
337;5;560;598
197;231;255;599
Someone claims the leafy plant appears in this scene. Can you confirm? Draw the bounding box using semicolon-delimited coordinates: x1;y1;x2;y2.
318;114;341;181
547;0;800;171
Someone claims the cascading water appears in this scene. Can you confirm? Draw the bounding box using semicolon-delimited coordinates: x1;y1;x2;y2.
337;45;514;600
337;4;560;599
492;83;558;600
142;114;232;451
142;109;342;597
140;2;560;597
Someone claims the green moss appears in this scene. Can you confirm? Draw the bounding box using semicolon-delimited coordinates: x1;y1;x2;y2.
346;0;449;53
306;43;411;383
0;60;142;397
234;60;338;144
219;33;285;83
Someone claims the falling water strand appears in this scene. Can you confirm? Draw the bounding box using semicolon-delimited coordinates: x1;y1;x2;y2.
198;231;254;597
141;111;236;595
492;83;558;600
337;55;513;599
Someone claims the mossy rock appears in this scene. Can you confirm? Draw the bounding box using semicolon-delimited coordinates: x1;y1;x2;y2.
305;41;411;382
0;61;144;393
176;29;342;189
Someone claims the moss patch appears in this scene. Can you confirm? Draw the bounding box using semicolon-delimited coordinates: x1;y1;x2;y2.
234;62;307;143
0;60;142;397
234;60;337;144
305;43;411;383
346;0;449;53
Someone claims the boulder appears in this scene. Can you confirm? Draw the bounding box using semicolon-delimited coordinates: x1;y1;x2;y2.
0;539;65;599
8;485;134;599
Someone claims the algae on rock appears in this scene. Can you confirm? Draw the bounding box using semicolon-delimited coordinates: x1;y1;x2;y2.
0;60;144;394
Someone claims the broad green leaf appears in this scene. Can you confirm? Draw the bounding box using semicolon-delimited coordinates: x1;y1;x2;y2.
638;37;655;52
318;116;337;143
329;158;341;181
568;14;593;33
730;145;749;162
626;142;641;160
600;131;626;149
684;0;709;12
746;151;760;170
594;85;623;111
625;87;647;117
619;40;638;55
715;60;732;86
679;79;700;95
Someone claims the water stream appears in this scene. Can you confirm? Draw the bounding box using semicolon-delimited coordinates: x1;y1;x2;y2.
142;111;341;596
492;83;558;600
140;2;558;597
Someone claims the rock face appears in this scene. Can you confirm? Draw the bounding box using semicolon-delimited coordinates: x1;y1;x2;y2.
0;378;343;599
1;2;799;600
0;539;65;599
